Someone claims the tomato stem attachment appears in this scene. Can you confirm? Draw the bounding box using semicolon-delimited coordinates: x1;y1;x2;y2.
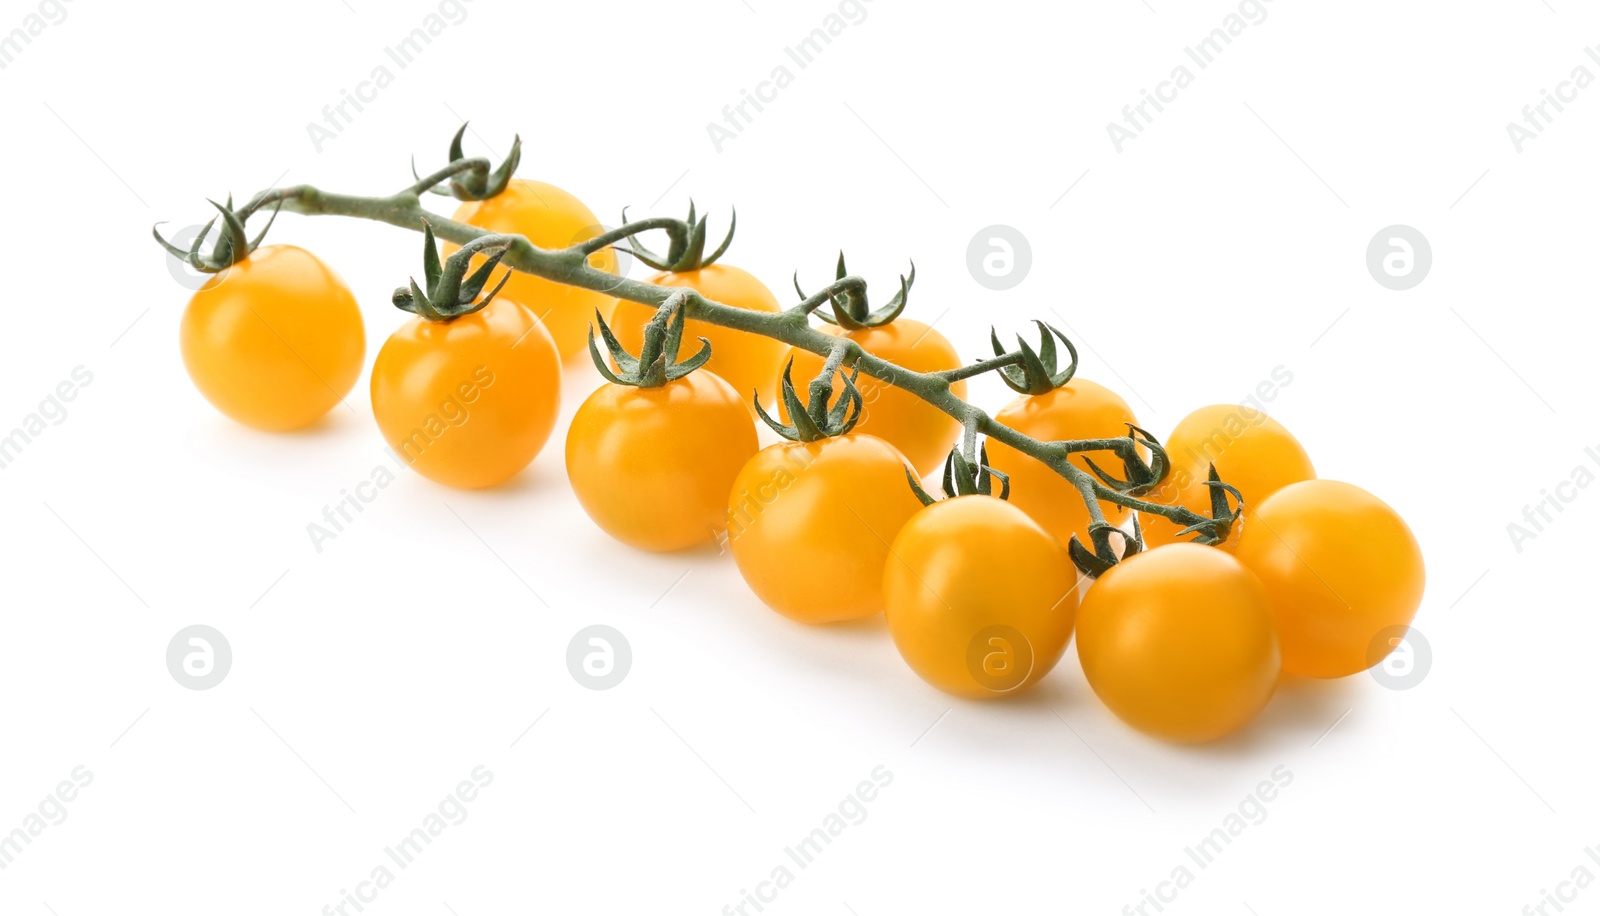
587;292;712;388
1068;517;1144;579
792;252;914;330
617;201;735;273
392;222;514;321
152;195;282;274
991;321;1079;395
1080;424;1170;497
907;441;1011;506
1174;466;1243;544
408;123;521;200
754;356;864;442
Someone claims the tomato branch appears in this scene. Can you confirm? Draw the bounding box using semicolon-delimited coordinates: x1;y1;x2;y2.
219;179;1229;569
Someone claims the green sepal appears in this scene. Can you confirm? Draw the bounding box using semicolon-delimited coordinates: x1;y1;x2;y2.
908;442;1010;504
992;321;1079;395
1067;517;1144;579
1158;465;1244;545
941;442;1010;500
422;221;443;292
1189;465;1244;545
151;195;283;274
622;201;736;273
421;123;521;200
586;293;713;389
392;221;512;321
797;253;915;330
905;466;937;507
753;359;864;442
1081;423;1170;497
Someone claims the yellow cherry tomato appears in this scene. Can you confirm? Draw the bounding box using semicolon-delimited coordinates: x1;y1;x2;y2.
1143;404;1316;548
884;495;1079;699
180;245;365;431
370;297;561;489
728;434;923;623
1234;480;1425;678
777;321;965;477
449;179;618;362
612;266;786;407
1077;543;1280;742
567;370;758;552
985;378;1139;548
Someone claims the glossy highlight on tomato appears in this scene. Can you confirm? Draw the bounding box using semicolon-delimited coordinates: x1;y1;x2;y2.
727;434;923;623
567;370;758;552
371;297;561;489
1234;480;1425;678
450;179;618;362
778;320;965;477
1077;543;1280;742
612;266;787;407
180;245;365;431
884;495;1079;699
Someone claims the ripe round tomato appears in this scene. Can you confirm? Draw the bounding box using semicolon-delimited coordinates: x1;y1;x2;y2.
180;244;365;431
449;179;618;362
884;495;1079;698
728;434;923;623
1234;480;1425;678
370;297;561;489
985;378;1139;548
1077;543;1280;742
612;266;786;407
1143;404;1316;548
777;321;965;477
567;370;757;551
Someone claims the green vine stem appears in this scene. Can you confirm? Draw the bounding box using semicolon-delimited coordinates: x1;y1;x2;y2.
205;166;1231;573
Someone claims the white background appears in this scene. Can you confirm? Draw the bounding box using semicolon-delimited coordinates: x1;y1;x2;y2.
2;0;1596;913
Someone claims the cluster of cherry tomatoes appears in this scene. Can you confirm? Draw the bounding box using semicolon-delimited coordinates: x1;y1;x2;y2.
171;169;1424;744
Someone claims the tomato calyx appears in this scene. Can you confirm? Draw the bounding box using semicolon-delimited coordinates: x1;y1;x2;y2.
1067;517;1145;579
1078;423;1170;498
1170;465;1245;545
588;293;713;388
618;200;736;273
991;321;1079;396
754;357;864;442
794;252;914;330
392;221;514;321
412;122;522;201
152;194;283;274
907;441;1011;506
